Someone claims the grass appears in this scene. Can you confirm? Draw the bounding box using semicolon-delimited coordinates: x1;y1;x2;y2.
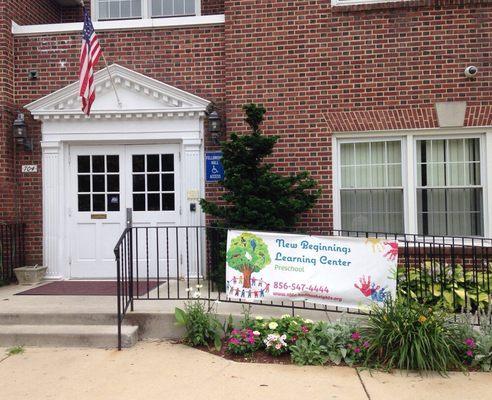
6;346;24;356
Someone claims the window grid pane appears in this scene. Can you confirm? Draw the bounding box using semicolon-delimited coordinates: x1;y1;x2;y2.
98;0;142;20
150;0;196;17
416;138;483;236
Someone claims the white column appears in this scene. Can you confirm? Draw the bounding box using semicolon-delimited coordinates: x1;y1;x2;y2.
405;134;418;234
41;141;63;278
485;132;492;237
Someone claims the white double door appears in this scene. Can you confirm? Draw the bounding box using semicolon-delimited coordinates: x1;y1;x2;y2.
69;144;182;278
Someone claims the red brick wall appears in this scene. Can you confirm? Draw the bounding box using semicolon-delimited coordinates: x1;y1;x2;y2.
0;0;61;226
202;0;225;15
222;0;492;232
4;0;492;263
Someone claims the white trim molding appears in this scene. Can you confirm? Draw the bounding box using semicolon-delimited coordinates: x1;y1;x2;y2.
11;14;224;36
332;0;411;6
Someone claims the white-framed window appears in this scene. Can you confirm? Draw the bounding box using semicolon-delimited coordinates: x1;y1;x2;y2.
339;139;405;233
334;132;489;237
92;0;201;21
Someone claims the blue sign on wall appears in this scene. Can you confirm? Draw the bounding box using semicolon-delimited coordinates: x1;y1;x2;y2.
205;151;224;182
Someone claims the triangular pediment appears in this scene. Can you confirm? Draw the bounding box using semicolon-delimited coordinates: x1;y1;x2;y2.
25;64;209;120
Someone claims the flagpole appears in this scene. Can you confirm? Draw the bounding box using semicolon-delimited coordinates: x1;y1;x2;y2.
101;54;123;109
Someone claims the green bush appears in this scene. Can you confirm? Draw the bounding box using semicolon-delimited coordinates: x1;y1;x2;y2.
174;286;223;350
362;299;464;374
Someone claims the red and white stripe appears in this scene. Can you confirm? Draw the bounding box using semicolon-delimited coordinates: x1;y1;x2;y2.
79;32;102;115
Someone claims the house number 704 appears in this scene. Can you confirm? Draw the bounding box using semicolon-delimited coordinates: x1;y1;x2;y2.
21;165;38;173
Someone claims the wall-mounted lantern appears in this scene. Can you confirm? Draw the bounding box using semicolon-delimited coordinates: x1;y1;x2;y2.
207;110;222;144
13;113;33;151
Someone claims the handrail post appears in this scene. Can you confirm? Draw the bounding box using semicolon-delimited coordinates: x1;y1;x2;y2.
129;228;134;311
115;245;122;350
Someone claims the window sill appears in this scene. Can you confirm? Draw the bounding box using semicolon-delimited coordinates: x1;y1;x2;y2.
331;0;488;13
12;14;225;36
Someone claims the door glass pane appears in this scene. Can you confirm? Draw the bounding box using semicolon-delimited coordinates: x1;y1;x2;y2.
92;175;105;192
78;175;90;192
93;194;105;211
107;175;120;192
78;195;90;212
78;156;90;173
107;155;119;172
133;155;145;172
107;194;120;211
147;174;160;191
161;174;174;191
162;154;174;171
148;194;160;211
133;194;145;211
162;194;174;211
133;174;145;192
92;156;105;173
147;154;159;172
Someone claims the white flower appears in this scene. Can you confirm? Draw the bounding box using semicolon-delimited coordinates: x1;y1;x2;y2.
193;291;201;299
281;314;290;319
195;284;203;289
290;321;298;326
255;316;263;321
275;344;281;350
268;321;278;330
185;288;192;292
253;331;261;336
304;319;313;324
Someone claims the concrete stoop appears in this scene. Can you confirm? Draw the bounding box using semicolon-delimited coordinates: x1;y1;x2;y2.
0;313;138;349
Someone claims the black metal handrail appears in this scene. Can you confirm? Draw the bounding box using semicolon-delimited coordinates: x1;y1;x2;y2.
114;226;492;349
0;223;26;283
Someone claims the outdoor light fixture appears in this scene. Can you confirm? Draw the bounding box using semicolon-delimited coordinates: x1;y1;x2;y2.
207;110;222;144
13;113;33;151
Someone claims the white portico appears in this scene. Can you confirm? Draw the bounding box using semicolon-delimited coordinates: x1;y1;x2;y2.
26;64;209;279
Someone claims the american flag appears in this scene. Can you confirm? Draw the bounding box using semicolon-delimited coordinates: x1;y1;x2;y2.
79;8;102;115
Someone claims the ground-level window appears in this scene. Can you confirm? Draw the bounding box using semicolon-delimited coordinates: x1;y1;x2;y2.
337;135;485;237
416;138;483;236
339;140;404;233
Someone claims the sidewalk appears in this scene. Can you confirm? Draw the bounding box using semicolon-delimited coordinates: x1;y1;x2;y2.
0;341;490;400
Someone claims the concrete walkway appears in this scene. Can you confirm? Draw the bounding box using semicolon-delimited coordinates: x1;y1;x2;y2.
0;341;490;400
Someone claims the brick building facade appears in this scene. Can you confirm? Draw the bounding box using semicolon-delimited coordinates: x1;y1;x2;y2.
0;0;490;278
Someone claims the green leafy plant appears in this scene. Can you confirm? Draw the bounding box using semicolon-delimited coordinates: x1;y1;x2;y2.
174;286;223;350
362;298;464;375
397;262;492;313
290;335;327;366
6;346;24;356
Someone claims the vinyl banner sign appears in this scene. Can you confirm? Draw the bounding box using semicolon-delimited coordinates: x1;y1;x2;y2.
226;230;398;309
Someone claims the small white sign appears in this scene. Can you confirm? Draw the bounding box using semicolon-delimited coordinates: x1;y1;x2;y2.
187;189;200;200
21;165;38;173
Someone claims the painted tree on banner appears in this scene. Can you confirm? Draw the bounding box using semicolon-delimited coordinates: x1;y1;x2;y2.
226;233;270;288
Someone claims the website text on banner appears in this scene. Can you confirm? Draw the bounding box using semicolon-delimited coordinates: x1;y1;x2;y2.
225;230;398;309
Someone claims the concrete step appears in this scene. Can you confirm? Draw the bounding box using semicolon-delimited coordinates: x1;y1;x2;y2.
0;324;138;348
0;312;117;326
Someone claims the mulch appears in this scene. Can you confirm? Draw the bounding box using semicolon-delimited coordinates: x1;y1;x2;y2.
15;280;162;296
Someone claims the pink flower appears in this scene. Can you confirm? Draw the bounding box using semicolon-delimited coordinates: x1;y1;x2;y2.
231;329;239;335
275;344;281;350
363;341;370;349
248;337;255;344
466;350;474;357
354;347;361;354
301;326;309;333
291;335;298;342
351;332;361;341
229;338;240;345
465;338;476;348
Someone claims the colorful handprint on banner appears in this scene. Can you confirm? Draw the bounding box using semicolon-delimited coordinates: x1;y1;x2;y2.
354;275;388;303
